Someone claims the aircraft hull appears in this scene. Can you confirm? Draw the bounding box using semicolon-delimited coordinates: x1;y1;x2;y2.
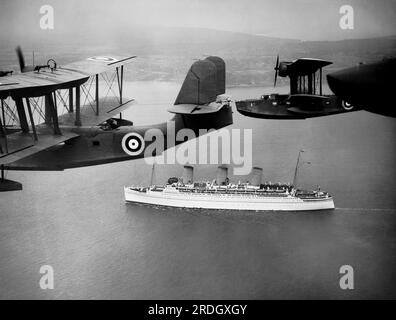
5;106;233;171
236;94;355;119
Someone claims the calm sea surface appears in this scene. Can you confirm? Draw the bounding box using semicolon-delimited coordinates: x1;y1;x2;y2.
0;82;395;299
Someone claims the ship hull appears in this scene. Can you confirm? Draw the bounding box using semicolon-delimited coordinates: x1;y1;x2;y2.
124;188;335;211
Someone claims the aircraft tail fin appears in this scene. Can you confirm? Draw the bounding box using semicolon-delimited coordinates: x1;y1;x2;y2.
169;56;232;131
169;56;228;115
174;56;225;105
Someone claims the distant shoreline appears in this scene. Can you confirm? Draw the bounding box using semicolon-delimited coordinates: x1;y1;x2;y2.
123;79;286;90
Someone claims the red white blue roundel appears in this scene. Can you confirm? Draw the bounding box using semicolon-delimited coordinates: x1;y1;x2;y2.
87;56;118;62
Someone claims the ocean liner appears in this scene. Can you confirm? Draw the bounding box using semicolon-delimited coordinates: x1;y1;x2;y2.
124;154;335;211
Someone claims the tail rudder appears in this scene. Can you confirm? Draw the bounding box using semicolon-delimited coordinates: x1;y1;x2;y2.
172;56;227;109
169;56;232;132
204;56;225;96
174;58;216;105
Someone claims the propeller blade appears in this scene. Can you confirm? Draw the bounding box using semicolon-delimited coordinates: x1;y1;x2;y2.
15;46;35;72
274;55;279;87
16;46;26;72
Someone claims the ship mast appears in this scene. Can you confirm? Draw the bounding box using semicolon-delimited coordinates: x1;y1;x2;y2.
292;150;304;188
150;163;155;186
292;150;311;189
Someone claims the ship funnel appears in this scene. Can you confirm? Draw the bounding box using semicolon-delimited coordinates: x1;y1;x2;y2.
251;167;263;186
182;165;194;184
216;165;228;185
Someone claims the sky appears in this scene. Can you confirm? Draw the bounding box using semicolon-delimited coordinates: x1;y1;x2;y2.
0;0;395;41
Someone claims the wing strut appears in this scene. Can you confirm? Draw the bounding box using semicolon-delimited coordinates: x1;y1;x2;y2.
25;98;38;141
116;66;124;104
95;74;99;116
44;93;61;135
320;68;323;95
75;86;81;126
69;88;74;113
0;100;8;153
14;98;29;133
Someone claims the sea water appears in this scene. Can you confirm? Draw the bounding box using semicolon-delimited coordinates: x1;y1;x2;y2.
0;82;395;299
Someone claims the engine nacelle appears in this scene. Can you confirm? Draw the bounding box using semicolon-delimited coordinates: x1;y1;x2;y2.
278;61;292;77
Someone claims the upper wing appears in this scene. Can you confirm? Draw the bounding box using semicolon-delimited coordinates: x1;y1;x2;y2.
0;55;136;98
63;55;136;75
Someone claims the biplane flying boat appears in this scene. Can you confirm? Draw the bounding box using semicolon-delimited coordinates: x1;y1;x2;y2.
236;56;357;119
0;50;233;191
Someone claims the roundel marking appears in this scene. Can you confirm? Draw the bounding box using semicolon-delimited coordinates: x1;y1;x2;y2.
87;56;118;63
121;133;145;156
342;100;354;111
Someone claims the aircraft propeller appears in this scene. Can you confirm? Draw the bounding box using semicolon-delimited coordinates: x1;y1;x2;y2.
16;46;34;73
15;46;34;73
16;46;57;73
274;54;279;87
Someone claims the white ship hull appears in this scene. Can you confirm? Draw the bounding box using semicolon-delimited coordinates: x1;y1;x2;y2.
124;188;335;211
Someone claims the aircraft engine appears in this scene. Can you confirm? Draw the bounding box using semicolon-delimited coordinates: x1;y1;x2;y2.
278;62;290;77
274;55;292;86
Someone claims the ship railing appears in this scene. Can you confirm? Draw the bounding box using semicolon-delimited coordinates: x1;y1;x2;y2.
174;188;290;197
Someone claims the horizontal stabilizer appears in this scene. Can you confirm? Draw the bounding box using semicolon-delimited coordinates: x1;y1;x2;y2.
167;102;224;114
168;94;232;114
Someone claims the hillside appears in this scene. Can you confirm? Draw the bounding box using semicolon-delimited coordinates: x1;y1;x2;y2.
1;26;395;86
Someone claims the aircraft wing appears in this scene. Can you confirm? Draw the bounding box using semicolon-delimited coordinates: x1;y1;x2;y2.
0;130;79;166
0;55;136;98
57;96;135;127
0;96;135;166
0;53;137;166
63;55;136;76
